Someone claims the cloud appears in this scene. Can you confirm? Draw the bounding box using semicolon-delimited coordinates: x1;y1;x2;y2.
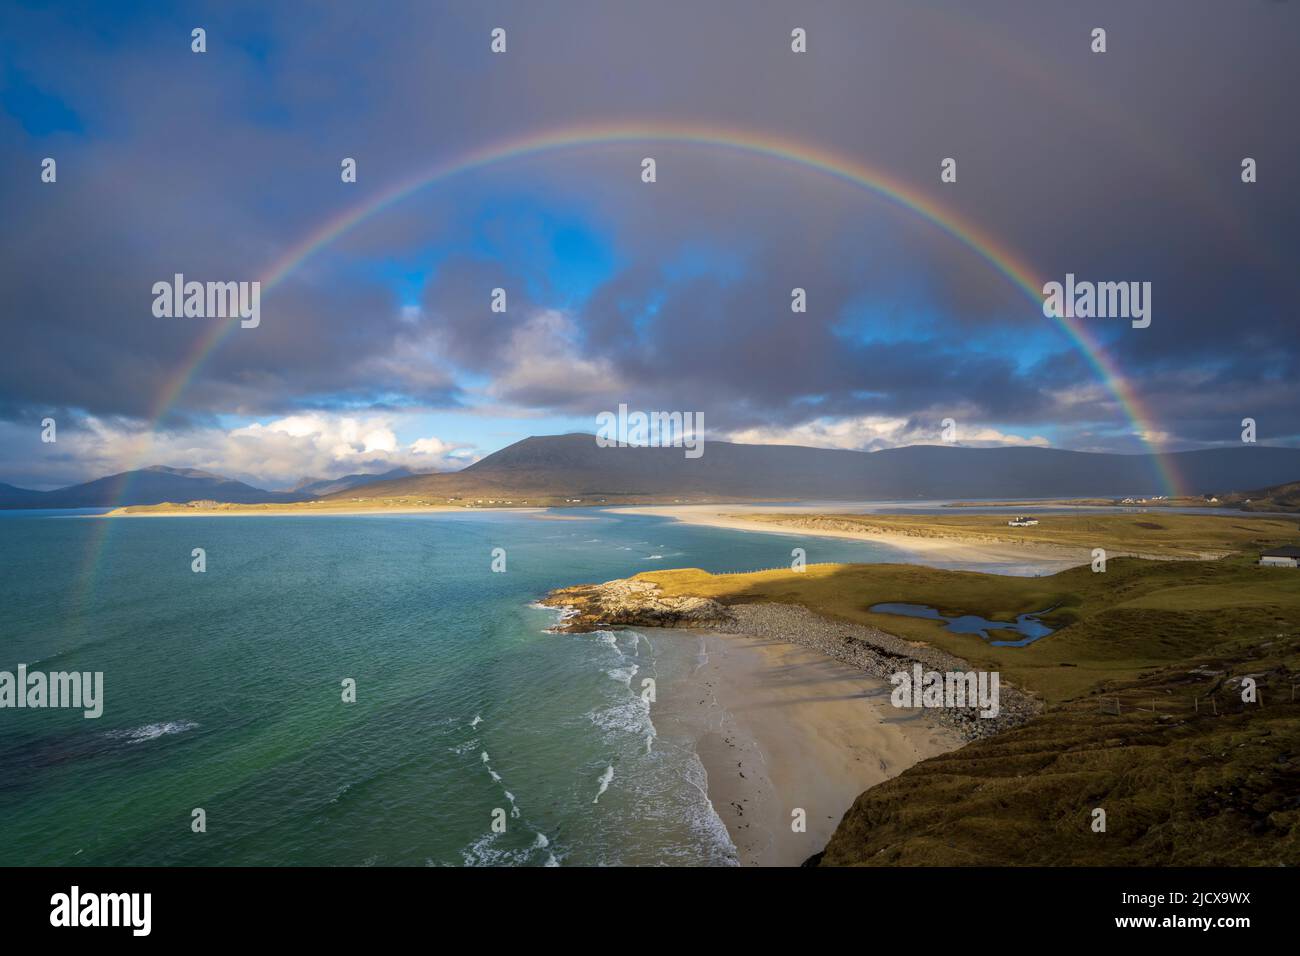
483;309;624;409
724;416;1049;452
0;0;1297;474
0;413;478;490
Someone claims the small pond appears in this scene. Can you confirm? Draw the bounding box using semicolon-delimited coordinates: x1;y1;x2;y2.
869;602;1057;646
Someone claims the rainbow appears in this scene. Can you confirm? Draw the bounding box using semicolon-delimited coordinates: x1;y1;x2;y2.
140;120;1183;496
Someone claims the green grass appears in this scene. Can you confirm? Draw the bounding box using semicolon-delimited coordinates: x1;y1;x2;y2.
643;555;1300;702
815;633;1300;866
737;511;1300;559
561;526;1300;865
624;525;1300;865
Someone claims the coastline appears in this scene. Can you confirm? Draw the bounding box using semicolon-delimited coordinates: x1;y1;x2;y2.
655;627;961;866
98;505;544;518
543;574;1044;864
614;504;1091;569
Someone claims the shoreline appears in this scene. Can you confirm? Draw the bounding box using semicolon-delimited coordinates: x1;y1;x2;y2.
655;627;961;866
542;576;1043;864
613;504;1092;569
97;505;545;518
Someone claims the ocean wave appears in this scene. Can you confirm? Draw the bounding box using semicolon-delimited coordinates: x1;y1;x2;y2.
680;753;740;866
592;765;614;804
460;832;528;867
607;663;638;686
459;830;559;867
104;720;198;744
586;697;653;739
481;751;521;818
531;601;577;633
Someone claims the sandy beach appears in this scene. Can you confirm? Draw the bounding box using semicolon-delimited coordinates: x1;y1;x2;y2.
616;503;1090;570
655;628;961;866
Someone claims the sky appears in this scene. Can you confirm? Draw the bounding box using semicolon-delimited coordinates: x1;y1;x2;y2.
1;0;1297;490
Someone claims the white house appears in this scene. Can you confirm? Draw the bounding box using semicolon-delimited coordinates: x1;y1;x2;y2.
1008;516;1039;527
1260;546;1300;568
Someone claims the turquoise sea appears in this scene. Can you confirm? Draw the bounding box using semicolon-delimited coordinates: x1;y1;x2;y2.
0;507;918;866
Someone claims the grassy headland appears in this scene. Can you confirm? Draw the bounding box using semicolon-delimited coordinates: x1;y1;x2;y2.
731;511;1299;560
815;630;1300;865
944;478;1300;514
546;516;1300;865
637;555;1300;702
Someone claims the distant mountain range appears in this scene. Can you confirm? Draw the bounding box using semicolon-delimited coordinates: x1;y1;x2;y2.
321;434;1300;504
289;467;418;498
6;438;1300;509
0;466;307;509
0;464;431;509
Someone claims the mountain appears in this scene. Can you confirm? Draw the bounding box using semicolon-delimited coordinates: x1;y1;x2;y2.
0;465;309;509
1215;478;1300;513
324;434;1300;504
290;467;419;498
0;481;47;507
10;440;1300;511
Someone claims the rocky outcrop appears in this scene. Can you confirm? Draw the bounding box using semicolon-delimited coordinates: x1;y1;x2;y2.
540;576;735;632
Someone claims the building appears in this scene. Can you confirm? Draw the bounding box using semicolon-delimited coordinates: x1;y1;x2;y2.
1260;546;1300;568
1008;516;1039;527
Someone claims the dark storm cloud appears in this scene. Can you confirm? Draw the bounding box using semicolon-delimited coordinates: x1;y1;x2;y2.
0;0;1297;461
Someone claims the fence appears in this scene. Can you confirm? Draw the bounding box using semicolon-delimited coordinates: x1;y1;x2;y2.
712;561;840;576
1093;681;1299;718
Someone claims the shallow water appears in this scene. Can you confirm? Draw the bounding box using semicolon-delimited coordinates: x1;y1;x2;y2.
0;506;928;866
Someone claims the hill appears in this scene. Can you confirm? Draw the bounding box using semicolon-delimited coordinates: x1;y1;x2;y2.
1218;478;1300;513
0;465;307;509
0;481;47;507
17;437;1300;511
329;434;1300;504
290;467;419;498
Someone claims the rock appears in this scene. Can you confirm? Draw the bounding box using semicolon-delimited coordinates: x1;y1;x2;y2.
540;576;735;632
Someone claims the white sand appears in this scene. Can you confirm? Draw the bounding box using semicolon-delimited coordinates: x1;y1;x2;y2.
615;504;1090;570
655;629;960;866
